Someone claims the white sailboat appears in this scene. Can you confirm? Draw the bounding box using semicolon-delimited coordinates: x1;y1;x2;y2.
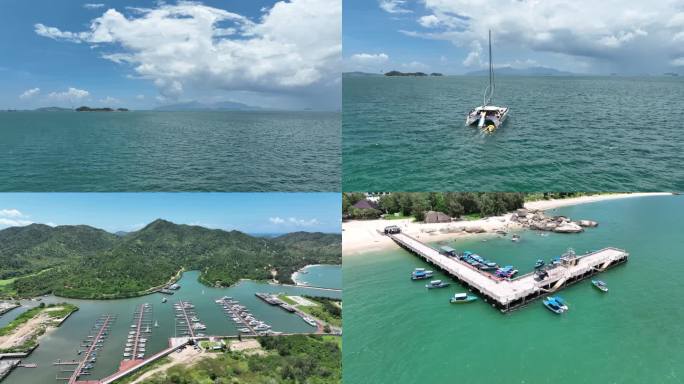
465;30;509;132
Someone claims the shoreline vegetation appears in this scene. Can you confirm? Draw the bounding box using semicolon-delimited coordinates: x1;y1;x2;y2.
0;303;78;354
124;335;341;384
0;220;341;300
342;192;671;256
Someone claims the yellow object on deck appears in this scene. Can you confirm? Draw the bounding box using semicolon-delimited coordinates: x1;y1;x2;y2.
486;124;496;132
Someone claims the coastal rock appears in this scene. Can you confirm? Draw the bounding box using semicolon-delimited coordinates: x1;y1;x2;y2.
578;220;598;227
465;226;486;233
553;222;584;233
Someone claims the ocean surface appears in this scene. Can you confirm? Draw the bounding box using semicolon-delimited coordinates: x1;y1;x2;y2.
343;195;684;384
0;111;340;191
1;269;341;383
343;76;684;191
292;264;343;289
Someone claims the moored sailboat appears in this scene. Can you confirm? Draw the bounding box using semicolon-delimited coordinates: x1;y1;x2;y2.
465;30;509;132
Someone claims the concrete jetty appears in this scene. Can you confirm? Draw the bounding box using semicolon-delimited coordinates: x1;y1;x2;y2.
390;232;628;312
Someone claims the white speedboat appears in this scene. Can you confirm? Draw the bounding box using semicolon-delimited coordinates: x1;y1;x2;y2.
466;30;509;133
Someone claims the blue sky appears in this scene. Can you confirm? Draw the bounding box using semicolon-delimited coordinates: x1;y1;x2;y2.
0;0;340;110
344;0;684;75
0;193;341;234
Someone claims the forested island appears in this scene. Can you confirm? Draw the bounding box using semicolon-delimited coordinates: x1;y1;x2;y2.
0;220;340;299
75;106;129;112
384;71;443;77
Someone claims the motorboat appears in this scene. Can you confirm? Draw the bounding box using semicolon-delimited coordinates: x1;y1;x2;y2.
449;293;477;303
465;30;509;132
543;298;565;314
411;268;434;280
534;259;545;269
425;280;450;289
592;280;608;292
547;296;568;311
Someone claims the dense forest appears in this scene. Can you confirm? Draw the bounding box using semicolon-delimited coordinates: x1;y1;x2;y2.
0;220;340;299
343;192;604;221
138;335;341;384
343;192;525;220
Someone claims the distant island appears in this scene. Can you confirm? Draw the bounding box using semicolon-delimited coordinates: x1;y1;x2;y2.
385;71;427;77
76;106;129;112
342;71;383;77
663;72;680;77
154;100;263;111
465;66;576;76
34;106;73;112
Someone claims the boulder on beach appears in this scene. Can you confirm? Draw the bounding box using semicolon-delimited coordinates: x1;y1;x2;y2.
465;226;486;233
424;211;451;223
553;222;584;233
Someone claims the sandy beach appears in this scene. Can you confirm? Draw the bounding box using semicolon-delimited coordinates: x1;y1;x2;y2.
343;193;672;256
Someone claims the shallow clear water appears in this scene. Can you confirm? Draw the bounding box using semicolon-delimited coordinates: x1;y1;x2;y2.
292;264;343;289
343;195;684;384
343;76;684;191
2;270;341;383
0;111;340;191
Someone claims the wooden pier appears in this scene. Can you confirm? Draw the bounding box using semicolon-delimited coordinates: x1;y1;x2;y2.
57;314;115;384
390;232;628;312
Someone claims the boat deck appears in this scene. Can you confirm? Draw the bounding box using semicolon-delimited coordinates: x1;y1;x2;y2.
390;232;628;312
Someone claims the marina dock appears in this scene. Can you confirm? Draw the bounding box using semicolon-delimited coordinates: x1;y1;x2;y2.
119;303;152;370
174;301;204;339
390;232;628;312
56;314;115;384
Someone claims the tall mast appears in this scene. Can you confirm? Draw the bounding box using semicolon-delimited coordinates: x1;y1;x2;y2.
483;29;494;106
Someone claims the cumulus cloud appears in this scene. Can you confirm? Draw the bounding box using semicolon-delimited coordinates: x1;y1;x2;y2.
0;209;32;227
35;0;341;101
399;0;684;71
48;87;90;102
269;216;319;226
350;53;389;65
99;96;120;105
83;3;105;9
462;40;482;67
269;217;285;224
19;88;40;99
379;0;411;14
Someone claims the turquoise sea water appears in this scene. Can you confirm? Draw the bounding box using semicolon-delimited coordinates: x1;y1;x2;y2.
1;269;341;383
343;76;684;191
292;264;343;289
343;195;684;384
0;111;340;191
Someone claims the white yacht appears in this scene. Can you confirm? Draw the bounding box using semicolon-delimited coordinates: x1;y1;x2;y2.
466;30;509;132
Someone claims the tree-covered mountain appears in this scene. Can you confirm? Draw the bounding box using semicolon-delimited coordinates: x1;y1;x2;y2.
1;220;341;299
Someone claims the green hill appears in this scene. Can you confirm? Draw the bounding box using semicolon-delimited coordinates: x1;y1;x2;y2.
0;220;341;299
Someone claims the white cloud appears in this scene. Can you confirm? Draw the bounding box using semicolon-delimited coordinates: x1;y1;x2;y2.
350;53;389;65
287;217;320;226
0;209;25;218
269;216;319;226
84;3;105;9
401;61;428;71
19;88;40;99
402;0;684;71
462;40;482;67
135;94;145;100
35;0;341;100
0;209;32;228
379;0;411;14
269;217;285;224
671;57;684;66
48;87;90;102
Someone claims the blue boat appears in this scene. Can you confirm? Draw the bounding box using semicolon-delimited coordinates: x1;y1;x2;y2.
591;280;608;292
450;293;477;303
495;265;518;278
547;296;568;310
425;280;450;289
411;268;434;280
542;298;565;314
534;259;545;269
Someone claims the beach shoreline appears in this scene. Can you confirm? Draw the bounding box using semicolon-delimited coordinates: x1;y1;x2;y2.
343;192;672;257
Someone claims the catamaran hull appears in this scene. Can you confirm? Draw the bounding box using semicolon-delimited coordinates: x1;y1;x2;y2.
465;108;509;130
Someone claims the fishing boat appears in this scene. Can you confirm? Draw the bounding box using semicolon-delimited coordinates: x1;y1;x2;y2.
161;297;167;303
495;265;518;278
547;296;569;311
449;293;477;304
534;259;545;269
425;280;450;289
465;30;509;132
591;280;608;292
411;268;434;280
511;234;520;242
542;298;565;314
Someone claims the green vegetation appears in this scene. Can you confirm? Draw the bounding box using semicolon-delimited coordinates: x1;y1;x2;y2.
0;302;78;353
139;335;340;384
300;297;342;328
0;220;340;299
524;192;607;202
112;357;171;384
343;192;525;221
278;295;297;305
